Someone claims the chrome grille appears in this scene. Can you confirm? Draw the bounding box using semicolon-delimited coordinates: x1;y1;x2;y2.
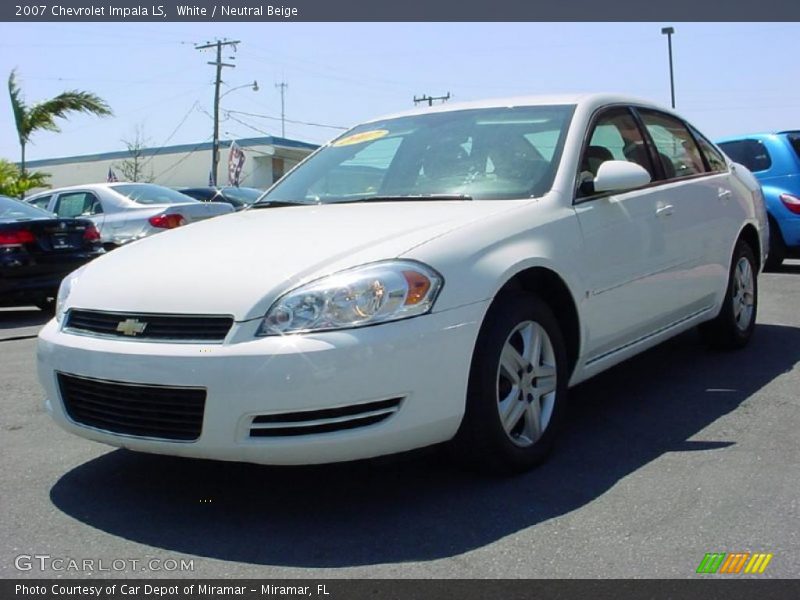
57;372;206;441
65;310;233;342
249;397;403;437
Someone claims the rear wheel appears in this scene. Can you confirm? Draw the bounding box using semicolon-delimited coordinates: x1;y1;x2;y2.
764;217;785;271
451;294;569;474
699;240;757;350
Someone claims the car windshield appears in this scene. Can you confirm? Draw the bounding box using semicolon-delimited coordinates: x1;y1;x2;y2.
113;183;199;205
256;104;575;205
0;195;54;222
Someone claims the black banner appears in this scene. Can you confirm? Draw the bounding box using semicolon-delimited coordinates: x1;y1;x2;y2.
2;0;800;22
5;580;800;600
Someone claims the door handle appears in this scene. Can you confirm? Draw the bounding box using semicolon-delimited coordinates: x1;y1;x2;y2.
718;189;732;201
656;204;674;217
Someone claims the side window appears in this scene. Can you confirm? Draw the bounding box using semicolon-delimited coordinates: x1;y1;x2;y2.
717;139;772;172
638;110;705;179
29;195;52;210
54;192;103;218
577;108;654;197
691;128;728;173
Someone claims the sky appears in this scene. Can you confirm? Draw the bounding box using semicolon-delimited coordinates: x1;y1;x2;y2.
0;22;798;165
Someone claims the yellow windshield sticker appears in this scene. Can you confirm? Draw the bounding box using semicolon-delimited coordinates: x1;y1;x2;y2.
332;129;389;147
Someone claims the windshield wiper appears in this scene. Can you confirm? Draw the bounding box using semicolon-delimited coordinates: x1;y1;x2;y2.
249;200;314;209
332;194;473;204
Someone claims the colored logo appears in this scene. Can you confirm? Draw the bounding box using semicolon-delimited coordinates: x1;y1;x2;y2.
696;552;773;574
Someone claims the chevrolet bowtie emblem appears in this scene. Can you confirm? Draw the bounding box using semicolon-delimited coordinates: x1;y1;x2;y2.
116;318;147;336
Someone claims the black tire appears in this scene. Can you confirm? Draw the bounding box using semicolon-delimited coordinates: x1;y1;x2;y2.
698;240;758;350
450;293;569;474
764;217;785;272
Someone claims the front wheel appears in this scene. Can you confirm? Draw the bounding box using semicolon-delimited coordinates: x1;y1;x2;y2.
450;294;569;474
699;240;758;350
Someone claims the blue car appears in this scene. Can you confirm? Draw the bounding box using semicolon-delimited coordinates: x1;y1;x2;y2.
717;132;800;269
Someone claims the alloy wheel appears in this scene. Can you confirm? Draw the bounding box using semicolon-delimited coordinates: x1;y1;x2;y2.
732;256;755;332
496;320;557;447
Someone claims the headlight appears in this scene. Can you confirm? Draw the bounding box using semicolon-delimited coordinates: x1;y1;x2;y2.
55;267;84;323
257;260;443;335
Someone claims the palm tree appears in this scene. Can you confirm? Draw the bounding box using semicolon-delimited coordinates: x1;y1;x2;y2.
8;69;112;176
0;158;49;198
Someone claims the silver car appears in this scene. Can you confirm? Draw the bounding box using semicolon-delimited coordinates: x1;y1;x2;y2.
26;183;234;249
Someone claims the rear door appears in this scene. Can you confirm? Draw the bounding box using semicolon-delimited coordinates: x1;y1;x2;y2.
635;108;735;313
52;191;107;237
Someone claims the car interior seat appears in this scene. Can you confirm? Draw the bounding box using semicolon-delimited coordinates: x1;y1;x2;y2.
582;145;615;176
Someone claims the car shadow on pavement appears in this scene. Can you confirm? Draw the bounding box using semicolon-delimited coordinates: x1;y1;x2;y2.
0;307;49;331
50;324;800;568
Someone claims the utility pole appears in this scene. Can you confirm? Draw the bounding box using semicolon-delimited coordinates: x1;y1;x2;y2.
275;81;288;138
661;27;676;109
413;92;451;107
196;39;239;186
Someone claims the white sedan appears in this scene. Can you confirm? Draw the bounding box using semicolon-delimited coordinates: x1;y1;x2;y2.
37;94;767;473
26;183;233;249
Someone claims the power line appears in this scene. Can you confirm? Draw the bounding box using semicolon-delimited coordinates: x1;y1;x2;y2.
140;101;201;169
226;114;272;137
226;109;348;131
152;137;213;180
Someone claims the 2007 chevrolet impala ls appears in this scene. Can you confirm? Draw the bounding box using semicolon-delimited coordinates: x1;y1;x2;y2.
37;94;768;473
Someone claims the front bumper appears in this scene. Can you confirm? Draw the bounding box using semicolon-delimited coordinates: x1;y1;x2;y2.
37;301;488;465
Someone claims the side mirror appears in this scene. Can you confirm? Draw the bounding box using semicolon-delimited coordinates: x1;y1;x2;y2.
593;160;651;193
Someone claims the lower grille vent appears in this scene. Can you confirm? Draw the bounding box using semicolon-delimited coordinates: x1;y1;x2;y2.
249;397;403;437
58;372;205;441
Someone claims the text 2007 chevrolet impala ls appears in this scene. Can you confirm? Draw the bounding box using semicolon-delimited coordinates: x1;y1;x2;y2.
37;94;767;473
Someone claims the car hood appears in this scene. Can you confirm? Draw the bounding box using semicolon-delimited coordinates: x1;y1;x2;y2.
66;200;525;321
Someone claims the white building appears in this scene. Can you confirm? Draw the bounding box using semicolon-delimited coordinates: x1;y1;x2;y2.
25;136;318;190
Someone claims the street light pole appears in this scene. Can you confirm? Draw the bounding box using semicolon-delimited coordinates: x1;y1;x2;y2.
661;27;676;109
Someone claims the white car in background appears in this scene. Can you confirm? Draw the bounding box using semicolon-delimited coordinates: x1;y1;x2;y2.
38;94;767;474
26;183;233;249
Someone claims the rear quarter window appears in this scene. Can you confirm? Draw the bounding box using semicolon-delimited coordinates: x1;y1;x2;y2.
785;133;800;162
690;128;728;173
718;139;772;172
113;183;199;205
28;194;52;210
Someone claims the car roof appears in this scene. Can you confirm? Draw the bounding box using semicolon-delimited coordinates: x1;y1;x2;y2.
26;182;165;199
716;132;799;143
361;92;668;124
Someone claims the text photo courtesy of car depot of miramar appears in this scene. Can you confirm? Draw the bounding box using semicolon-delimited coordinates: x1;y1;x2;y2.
1;17;799;585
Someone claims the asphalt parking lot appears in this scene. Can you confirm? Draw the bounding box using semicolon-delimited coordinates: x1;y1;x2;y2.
1;263;799;579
